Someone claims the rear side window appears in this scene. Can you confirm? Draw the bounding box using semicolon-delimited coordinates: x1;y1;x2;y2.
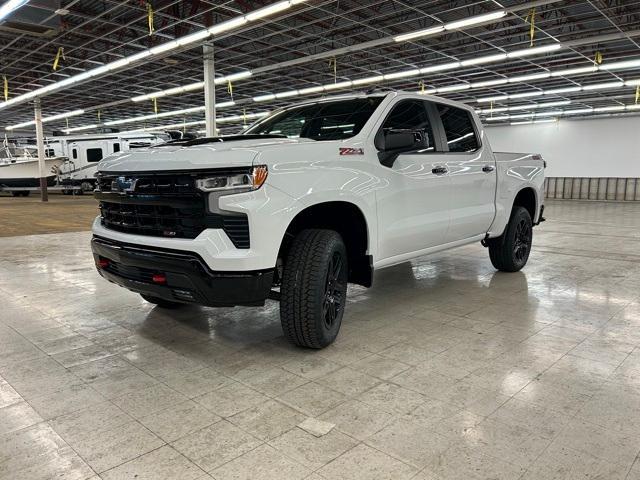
86;148;103;162
436;104;480;152
381;100;435;150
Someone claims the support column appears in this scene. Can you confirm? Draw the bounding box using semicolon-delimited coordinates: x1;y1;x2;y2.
34;99;48;202
203;42;216;137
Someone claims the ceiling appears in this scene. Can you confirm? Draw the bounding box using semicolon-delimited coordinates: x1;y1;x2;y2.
1;0;640;135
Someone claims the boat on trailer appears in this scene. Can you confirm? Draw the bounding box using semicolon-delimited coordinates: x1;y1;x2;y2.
0;144;66;196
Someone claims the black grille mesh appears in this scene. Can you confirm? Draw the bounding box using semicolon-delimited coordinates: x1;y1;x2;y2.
97;171;250;248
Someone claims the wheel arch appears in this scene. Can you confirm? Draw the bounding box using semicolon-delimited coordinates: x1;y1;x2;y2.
278;200;373;287
512;186;538;221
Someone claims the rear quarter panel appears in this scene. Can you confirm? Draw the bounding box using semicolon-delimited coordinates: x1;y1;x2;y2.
488;152;545;237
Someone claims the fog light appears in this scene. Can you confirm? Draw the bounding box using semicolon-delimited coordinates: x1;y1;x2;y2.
152;274;167;284
98;258;109;268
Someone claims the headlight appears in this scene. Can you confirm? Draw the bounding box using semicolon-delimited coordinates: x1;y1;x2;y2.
196;165;268;193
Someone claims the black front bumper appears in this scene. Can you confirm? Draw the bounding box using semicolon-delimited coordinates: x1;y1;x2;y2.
91;236;274;307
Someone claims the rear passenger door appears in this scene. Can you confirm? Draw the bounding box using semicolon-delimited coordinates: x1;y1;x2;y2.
432;103;497;242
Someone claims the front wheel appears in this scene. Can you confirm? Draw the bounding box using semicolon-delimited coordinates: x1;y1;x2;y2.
140;294;185;309
280;229;348;349
488;206;533;272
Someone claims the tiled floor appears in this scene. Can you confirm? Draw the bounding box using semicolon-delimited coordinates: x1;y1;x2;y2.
1;200;639;480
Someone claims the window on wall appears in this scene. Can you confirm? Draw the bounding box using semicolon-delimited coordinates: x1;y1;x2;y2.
113;143;120;152
381;100;435;151
45;148;55;157
436;104;480;153
86;148;103;162
72;148;78;159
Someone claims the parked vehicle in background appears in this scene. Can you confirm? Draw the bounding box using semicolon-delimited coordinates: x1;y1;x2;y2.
91;91;546;348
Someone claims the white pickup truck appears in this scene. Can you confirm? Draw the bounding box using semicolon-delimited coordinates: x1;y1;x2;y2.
92;92;545;348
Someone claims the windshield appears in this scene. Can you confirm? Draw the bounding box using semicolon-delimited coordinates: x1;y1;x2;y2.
245;97;384;141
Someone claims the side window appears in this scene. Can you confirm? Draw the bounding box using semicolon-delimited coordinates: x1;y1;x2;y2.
45;148;55;157
381;100;435;150
86;148;103;162
72;148;78;159
112;143;120;153
436;104;480;152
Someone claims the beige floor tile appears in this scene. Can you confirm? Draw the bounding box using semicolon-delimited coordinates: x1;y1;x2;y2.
100;445;204;480
319;399;394;440
138;400;221;442
317;443;417;480
0;400;43;435
171;420;262;472
228;399;306;441
210;444;310;480
232;364;308;396
366;417;452;469
161;367;232;398
27;383;104;420
351;354;411;380
70;420;164;473
0;378;22;408
357;382;425;414
277;382;346;417
111;383;188;420
269;426;357;470
282;355;342;380
315;366;382;397
195;381;269;418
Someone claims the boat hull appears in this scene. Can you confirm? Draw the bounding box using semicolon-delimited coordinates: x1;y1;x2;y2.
0;158;65;188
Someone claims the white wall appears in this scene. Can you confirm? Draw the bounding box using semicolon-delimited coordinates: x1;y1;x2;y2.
486;115;640;178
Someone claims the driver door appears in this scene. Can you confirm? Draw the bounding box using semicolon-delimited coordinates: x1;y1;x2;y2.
376;99;452;261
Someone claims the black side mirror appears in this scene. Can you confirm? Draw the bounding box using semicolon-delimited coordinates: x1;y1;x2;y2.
376;129;427;167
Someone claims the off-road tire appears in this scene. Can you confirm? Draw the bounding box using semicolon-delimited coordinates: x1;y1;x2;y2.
140;294;184;309
280;229;348;349
488;206;533;272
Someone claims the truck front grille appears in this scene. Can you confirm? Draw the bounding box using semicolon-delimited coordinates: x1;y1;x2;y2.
96;171;250;248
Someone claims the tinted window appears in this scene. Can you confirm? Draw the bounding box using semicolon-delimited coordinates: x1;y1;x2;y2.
45;149;55;157
113;143;120;152
72;148;78;159
245;98;384;141
381;100;435;151
437;104;479;152
86;148;103;162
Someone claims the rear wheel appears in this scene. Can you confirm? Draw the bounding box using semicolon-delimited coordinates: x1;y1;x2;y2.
140;294;184;309
488;206;533;272
280;229;348;349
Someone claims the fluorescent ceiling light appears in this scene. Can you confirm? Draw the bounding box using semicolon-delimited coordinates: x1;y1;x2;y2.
507;44;562;58
0;2;304;111
478;95;509;103
544;86;582;94
6;109;85;130
253;94;276;102
275;90;299;99
444;11;507;30
0;0;29;22
471;79;508;88
593;105;626;112
393;26;444;43
352;75;384;86
509;91;543;99
324;81;353;91
298;85;325;95
508;72;551;83
384;69;421;80
437;84;470;93
420;62;460;74
582;81;624;91
598;59;640;71
626;79;640;86
550;66;597;77
460;54;507;67
563;108;593;114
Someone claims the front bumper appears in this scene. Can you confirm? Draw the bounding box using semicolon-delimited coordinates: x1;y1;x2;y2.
91;236;274;307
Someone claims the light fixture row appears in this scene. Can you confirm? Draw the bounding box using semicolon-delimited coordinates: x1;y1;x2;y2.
0;0;307;111
483;103;640;122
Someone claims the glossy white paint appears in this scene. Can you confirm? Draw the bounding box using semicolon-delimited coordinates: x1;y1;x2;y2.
95;92;545;273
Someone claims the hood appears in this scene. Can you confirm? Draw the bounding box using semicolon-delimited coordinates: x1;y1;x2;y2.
97;136;317;172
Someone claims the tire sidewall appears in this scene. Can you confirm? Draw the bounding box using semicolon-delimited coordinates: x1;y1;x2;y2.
312;235;348;346
507;207;532;270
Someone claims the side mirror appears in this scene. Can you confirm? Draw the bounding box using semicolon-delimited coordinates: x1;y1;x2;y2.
376;129;427;167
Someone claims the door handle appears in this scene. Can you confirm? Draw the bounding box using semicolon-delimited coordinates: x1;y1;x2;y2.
482;165;495;173
431;166;448;175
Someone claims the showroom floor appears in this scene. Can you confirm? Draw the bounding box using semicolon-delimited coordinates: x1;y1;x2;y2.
1;200;639;480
